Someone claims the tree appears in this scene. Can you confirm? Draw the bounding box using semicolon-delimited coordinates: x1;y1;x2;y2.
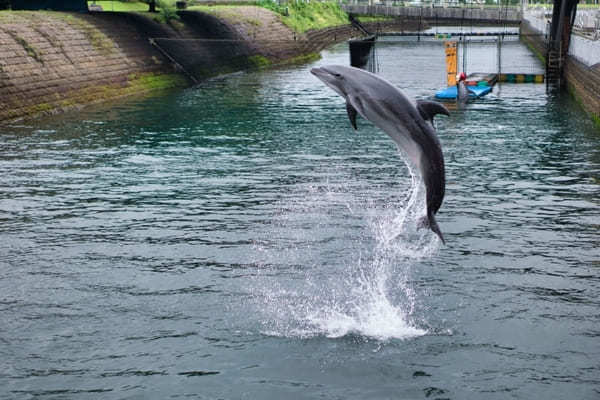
143;0;156;12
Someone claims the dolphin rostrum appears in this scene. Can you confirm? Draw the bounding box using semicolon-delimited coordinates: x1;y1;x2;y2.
310;65;450;243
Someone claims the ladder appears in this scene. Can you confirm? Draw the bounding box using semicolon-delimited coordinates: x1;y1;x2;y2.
546;45;563;86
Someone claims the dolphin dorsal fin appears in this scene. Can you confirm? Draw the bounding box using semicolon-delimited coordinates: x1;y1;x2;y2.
416;100;450;123
346;102;358;130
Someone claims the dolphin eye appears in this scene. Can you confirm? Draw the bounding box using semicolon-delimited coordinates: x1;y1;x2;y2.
334;73;342;78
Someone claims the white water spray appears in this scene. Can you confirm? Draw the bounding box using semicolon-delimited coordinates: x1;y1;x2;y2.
252;165;438;341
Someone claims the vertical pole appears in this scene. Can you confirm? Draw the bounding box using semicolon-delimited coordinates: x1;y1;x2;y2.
418;8;422;42
554;0;568;50
462;38;467;75
497;35;502;79
445;41;458;86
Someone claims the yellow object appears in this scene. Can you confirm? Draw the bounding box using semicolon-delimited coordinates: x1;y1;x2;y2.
534;74;544;83
516;74;525;83
445;41;458;87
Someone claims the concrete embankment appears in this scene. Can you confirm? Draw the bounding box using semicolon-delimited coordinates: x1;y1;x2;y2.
0;11;186;122
0;7;417;123
521;16;600;126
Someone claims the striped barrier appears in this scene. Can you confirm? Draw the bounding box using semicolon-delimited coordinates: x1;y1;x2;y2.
499;73;545;83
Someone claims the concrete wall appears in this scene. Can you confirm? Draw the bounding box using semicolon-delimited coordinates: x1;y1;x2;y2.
0;7;421;123
521;18;600;124
568;34;600;67
523;8;600;67
564;56;600;123
0;11;186;122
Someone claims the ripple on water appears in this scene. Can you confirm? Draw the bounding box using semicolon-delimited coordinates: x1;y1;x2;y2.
1;38;599;400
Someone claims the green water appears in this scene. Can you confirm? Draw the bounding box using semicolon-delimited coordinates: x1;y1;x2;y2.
1;38;599;399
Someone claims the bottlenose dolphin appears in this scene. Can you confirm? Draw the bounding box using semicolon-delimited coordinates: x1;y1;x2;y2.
310;65;449;243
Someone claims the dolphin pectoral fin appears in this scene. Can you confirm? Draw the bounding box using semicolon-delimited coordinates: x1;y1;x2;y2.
416;100;450;123
346;102;358;130
417;214;446;244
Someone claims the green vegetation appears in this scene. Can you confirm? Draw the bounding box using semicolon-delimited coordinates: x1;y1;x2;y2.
521;36;545;64
273;1;348;33
278;51;321;65
86;1;148;11
84;1;350;33
6;30;43;63
19;72;187;119
253;0;286;15
153;0;179;23
565;81;600;131
52;12;115;54
592;114;600;130
0;11;114;55
185;0;348;33
356;15;397;23
128;72;187;91
247;55;271;69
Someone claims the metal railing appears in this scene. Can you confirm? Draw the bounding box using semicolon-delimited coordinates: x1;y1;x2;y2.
524;5;600;40
341;0;521;8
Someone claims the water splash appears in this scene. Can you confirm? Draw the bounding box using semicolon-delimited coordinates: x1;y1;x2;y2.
252;166;437;341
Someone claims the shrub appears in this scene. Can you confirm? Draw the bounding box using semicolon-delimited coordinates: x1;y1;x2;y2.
155;0;180;23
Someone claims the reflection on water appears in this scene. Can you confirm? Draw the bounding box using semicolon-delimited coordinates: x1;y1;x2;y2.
1;33;599;400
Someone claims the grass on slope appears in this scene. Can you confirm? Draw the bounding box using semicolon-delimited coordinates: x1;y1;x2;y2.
85;0;349;33
87;1;148;11
269;0;348;33
191;0;349;33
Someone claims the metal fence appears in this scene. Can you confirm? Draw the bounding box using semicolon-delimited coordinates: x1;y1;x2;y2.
524;5;600;40
524;4;600;66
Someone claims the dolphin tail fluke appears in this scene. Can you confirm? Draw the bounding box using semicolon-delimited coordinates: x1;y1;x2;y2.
417;214;446;245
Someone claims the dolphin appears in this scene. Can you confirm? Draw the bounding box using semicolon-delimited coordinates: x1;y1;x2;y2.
310;65;449;243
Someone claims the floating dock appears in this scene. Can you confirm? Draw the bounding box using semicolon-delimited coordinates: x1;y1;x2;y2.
435;70;494;100
464;72;498;87
435;40;545;100
435;85;493;100
434;71;545;100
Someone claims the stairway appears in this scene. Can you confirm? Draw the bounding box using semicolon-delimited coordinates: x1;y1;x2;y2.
546;48;563;86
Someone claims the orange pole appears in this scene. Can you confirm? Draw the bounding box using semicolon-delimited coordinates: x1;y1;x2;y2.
445;41;458;87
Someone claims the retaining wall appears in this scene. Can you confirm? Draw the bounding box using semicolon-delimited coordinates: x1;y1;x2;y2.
520;18;600;125
0;8;420;123
162;8;421;81
0;11;186;122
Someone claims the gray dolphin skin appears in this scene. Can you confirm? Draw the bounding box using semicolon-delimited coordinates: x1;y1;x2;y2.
310;64;450;243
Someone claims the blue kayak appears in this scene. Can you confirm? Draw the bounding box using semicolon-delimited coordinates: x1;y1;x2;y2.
435;85;492;99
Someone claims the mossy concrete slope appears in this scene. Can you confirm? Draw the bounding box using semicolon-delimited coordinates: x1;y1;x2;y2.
0;7;420;122
0;11;192;122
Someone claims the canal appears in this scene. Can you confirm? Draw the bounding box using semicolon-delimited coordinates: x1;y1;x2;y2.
1;32;599;399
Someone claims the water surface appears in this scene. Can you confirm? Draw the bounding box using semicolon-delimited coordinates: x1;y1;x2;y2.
1;36;599;399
